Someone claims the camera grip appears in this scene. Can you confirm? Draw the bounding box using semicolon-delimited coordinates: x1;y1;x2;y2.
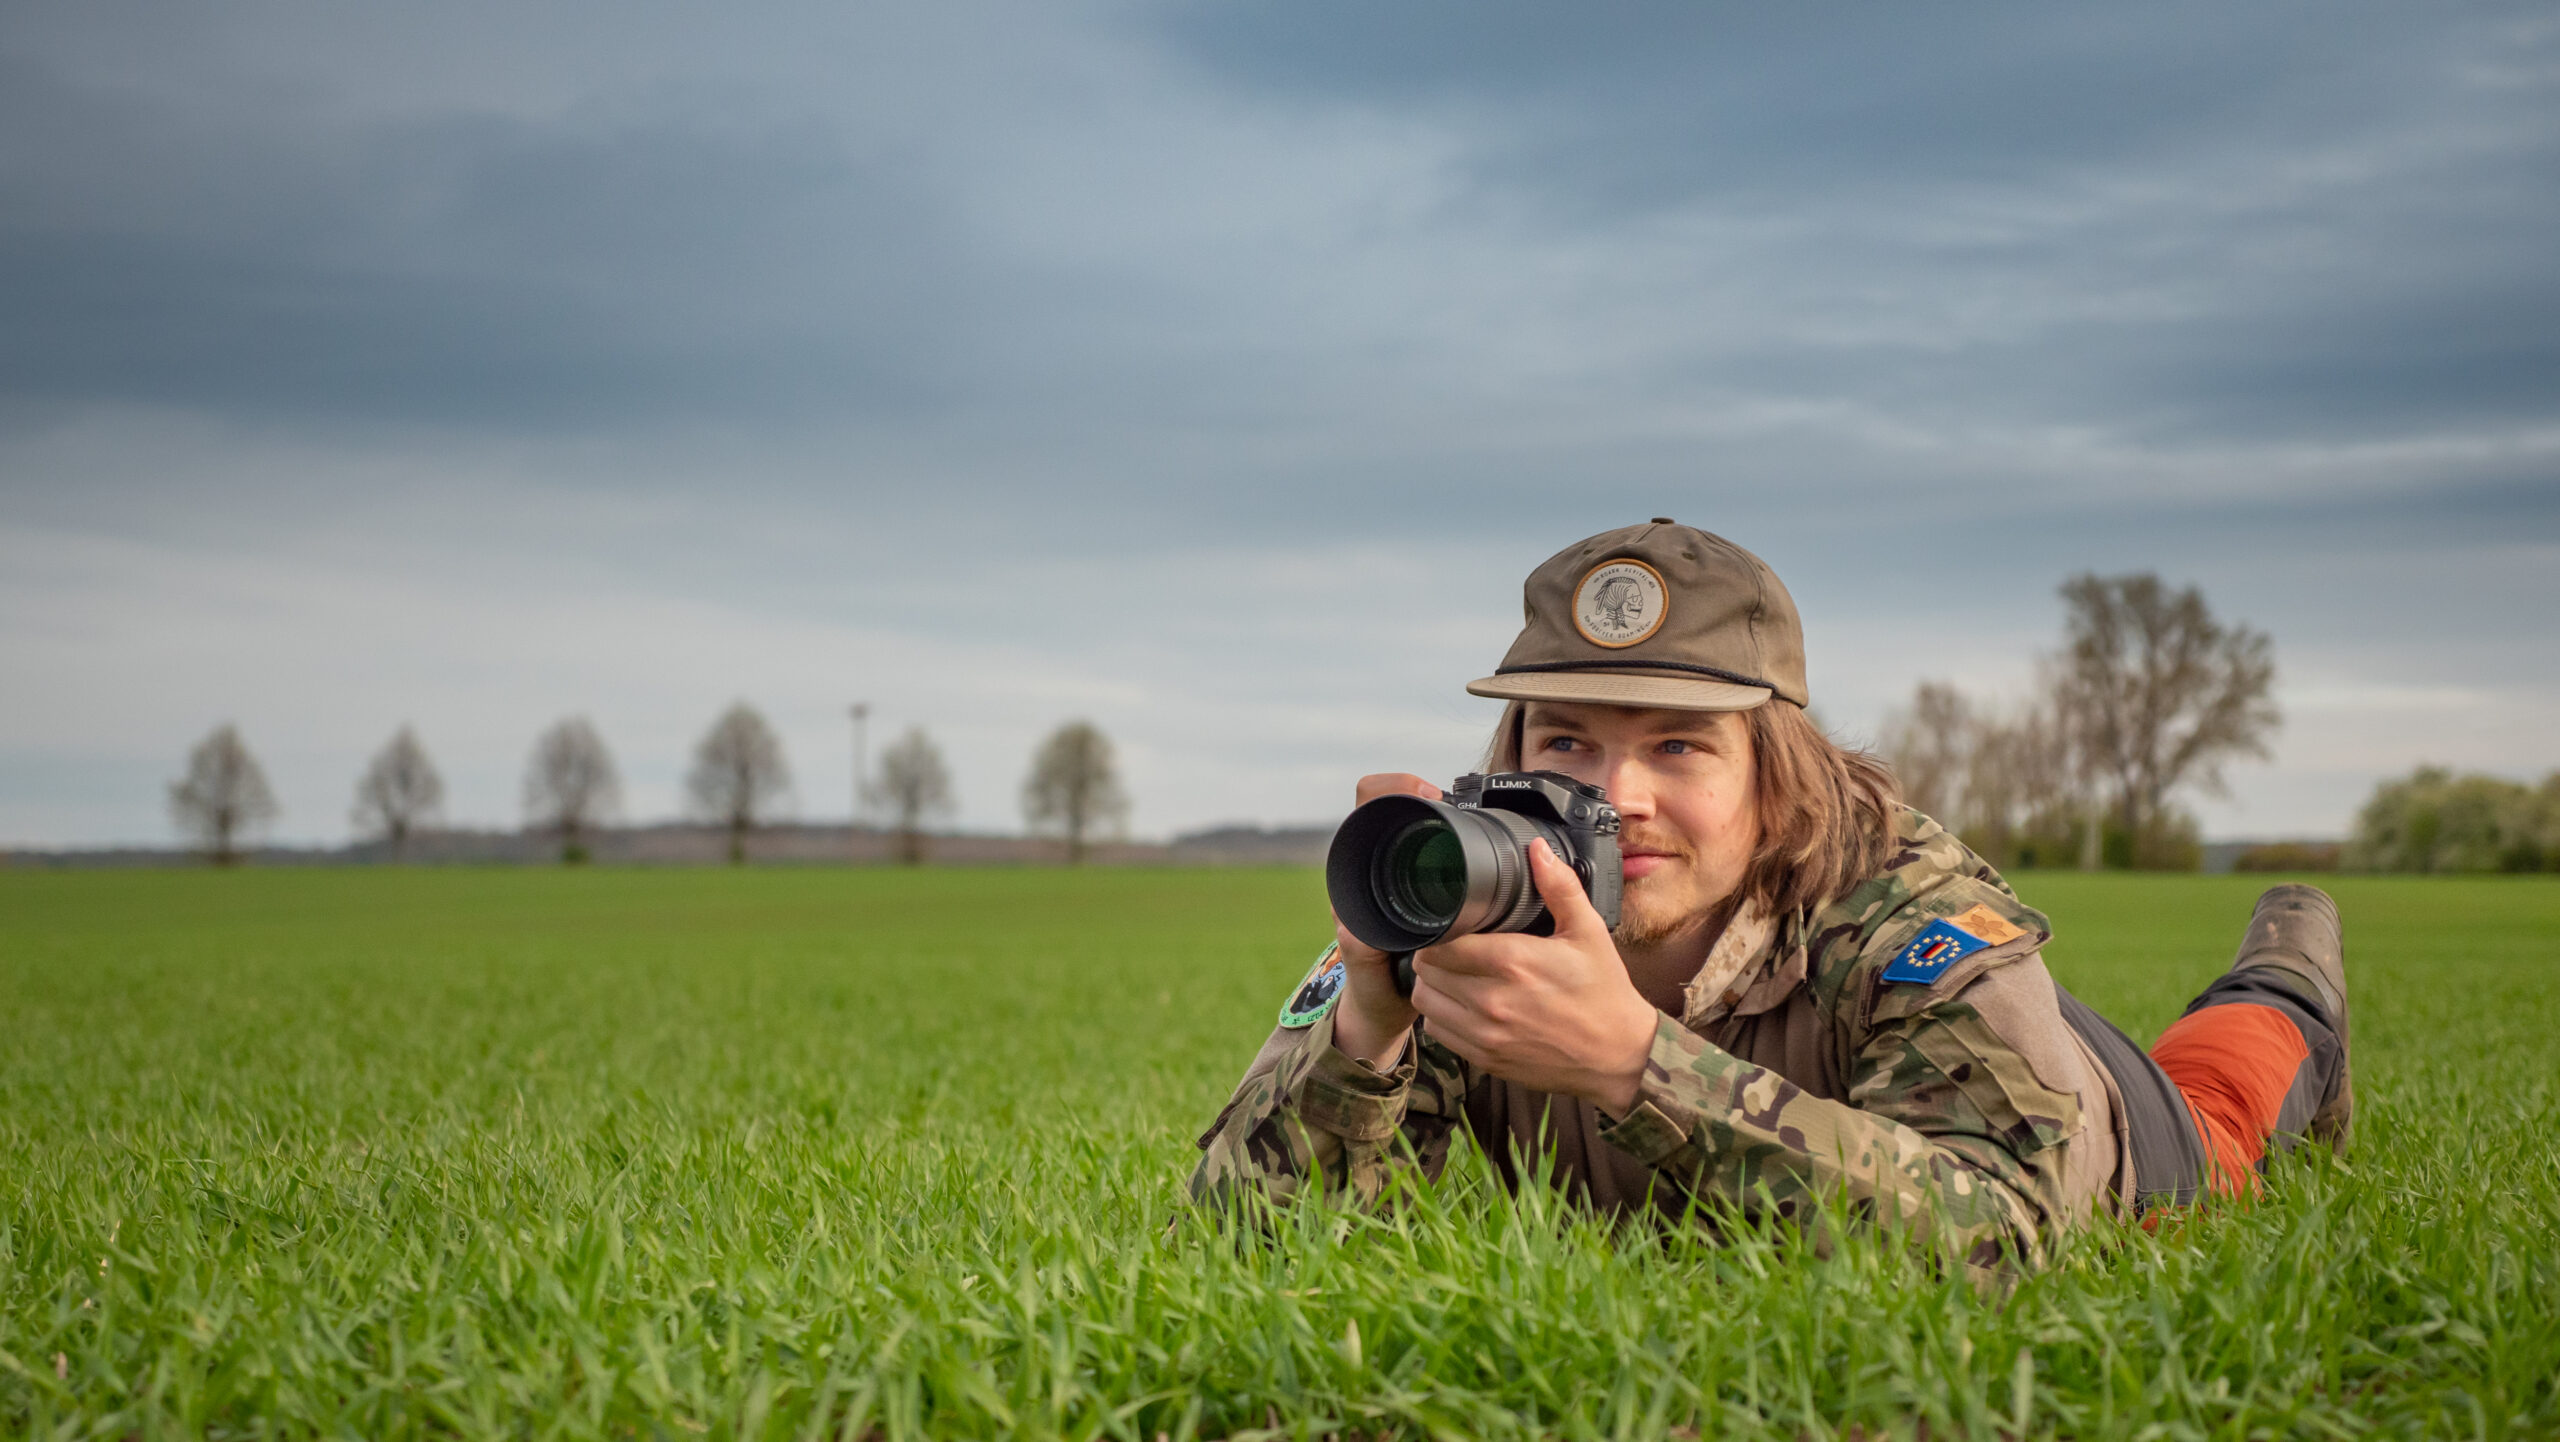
1391;952;1417;997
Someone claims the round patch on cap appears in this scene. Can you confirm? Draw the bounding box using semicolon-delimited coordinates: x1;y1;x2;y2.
1573;559;1668;648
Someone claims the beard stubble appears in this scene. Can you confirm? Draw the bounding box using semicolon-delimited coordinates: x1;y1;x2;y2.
1608;829;1715;949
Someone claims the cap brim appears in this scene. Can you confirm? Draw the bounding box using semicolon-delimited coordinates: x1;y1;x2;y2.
1465;670;1773;712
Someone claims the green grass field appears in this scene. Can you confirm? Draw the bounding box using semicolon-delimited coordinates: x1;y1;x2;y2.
2;867;2555;1440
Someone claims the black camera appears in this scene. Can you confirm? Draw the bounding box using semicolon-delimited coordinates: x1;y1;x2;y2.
1326;770;1623;994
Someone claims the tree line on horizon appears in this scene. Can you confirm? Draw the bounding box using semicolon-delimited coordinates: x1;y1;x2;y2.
2341;767;2560;874
153;575;2557;877
1875;571;2555;875
166;708;1129;867
1877;572;2280;872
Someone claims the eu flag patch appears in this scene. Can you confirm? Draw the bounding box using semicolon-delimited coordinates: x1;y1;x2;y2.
1880;919;1989;985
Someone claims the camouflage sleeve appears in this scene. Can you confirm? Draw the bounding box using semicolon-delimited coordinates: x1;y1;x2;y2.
1597;958;2085;1272
1186;1009;1475;1209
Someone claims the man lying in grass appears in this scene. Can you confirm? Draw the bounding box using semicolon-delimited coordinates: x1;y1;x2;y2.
1191;519;2351;1274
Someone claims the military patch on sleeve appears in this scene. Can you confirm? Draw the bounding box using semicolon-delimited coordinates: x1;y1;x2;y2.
1278;941;1346;1028
1947;903;2026;947
1881;919;1990;985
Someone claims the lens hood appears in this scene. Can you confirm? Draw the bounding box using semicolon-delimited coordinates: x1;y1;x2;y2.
1326;793;1551;954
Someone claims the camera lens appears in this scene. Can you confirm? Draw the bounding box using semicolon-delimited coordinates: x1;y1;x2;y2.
1377;818;1467;932
1326;792;1559;954
1325;775;1623;975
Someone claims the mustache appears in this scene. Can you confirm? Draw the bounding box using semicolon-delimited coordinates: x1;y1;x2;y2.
1616;829;1694;862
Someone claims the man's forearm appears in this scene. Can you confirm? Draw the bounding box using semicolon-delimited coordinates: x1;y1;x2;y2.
1187;1010;1472;1211
1188;1011;1409;1206
1328;991;1416;1071
1598;1017;2058;1271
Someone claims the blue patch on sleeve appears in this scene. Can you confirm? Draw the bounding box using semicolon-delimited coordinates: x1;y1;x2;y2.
1880;919;1989;985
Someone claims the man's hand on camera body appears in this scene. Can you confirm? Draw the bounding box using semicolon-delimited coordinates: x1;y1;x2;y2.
1409;838;1658;1116
1323;774;1658;1111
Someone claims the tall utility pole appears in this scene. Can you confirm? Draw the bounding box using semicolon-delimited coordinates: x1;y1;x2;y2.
849;703;871;840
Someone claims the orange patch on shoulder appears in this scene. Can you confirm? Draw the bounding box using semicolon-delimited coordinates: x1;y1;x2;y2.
1947;903;2025;947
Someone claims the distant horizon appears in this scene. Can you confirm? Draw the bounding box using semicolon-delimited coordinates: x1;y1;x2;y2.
5;815;1344;853
6;807;2382;860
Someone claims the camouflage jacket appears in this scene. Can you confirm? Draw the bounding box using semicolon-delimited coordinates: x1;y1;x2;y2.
1188;810;2133;1273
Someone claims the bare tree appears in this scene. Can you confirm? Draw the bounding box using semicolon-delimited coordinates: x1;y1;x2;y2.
1878;681;1972;825
1952;707;2018;859
876;726;954;865
351;725;444;861
2051;573;2279;860
2041;657;2112;871
169;723;279;865
687;701;792;864
1022;719;1129;865
1879;683;2085;868
523;717;621;864
1959;698;2085;868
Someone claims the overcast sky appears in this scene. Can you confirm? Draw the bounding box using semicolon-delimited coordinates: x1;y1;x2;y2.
3;1;2555;849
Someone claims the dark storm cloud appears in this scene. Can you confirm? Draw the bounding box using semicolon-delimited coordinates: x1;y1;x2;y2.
1154;4;2509;203
0;45;964;427
4;1;2553;462
1157;5;2397;188
1159;2;2560;444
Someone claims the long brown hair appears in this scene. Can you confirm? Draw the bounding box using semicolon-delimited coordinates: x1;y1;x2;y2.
1484;698;1901;922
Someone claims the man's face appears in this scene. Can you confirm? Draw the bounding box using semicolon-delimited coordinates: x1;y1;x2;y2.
1520;701;1759;948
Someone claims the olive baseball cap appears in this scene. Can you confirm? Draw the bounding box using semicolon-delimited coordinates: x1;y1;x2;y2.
1465;518;1810;712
